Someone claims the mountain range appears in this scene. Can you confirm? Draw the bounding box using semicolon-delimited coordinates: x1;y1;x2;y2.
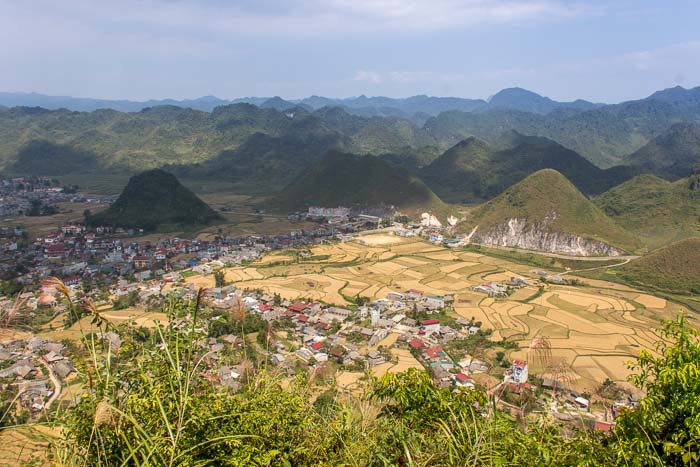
419;131;635;203
0;87;602;116
2;86;700;177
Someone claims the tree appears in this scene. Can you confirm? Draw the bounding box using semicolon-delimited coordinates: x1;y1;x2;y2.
214;270;226;288
613;315;700;466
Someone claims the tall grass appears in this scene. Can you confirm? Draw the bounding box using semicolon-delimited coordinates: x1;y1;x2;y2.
1;278;682;466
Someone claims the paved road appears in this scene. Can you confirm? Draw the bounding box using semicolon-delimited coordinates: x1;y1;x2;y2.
36;359;61;411
469;243;639;262
561;257;635;275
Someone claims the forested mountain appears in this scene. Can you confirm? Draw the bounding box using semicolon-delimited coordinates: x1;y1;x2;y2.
2;85;700;192
270;151;452;218
594;173;700;249
623;122;700;178
420;132;635;203
0;104;436;173
424;87;700;168
457;169;641;255
616;237;700;294
88;169;221;231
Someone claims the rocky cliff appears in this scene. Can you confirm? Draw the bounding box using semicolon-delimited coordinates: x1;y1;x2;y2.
467;217;625;256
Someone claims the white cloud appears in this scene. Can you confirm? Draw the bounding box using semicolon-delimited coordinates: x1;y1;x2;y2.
0;0;599;40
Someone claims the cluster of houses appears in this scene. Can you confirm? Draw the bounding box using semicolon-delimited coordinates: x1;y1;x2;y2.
0;336;77;412
190;286;493;392
0;176;113;217
473;277;533;297
0;218;391;293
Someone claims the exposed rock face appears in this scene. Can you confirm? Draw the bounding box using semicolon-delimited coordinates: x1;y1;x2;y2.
469;218;624;256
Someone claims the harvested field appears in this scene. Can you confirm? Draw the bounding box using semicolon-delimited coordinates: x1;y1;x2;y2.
634;294;667;309
206;232;690;388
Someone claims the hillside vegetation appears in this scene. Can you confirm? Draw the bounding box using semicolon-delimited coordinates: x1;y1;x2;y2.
0;105;436;174
52;293;700;467
623;122;700;179
270;151;453;219
594;174;700;249
459;169;641;253
420;132;634;203
424;87;700;167
615;237;700;294
88;169;221;231
2;85;700;180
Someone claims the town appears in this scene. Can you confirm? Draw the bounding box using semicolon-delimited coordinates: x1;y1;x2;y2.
1;197;634;434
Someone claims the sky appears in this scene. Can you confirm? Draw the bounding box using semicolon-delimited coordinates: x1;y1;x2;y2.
1;0;699;103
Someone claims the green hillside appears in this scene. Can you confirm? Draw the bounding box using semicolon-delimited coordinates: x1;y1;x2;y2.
169;132;350;193
423;94;700;168
458;169;640;252
89;169;221;231
623;122;700;178
0;105;437;175
615;237;700;294
270;151;453;219
594;173;700;249
420;133;634;203
10;139;98;175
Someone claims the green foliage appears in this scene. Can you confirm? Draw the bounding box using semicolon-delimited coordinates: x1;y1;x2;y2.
213;270;226;288
0;279;22;297
613;315;700;466
458;169;641;252
615;238;700;295
270;150;455;220
88;169;221;231
421;134;633;203
112;290;139;310
594;174;700;249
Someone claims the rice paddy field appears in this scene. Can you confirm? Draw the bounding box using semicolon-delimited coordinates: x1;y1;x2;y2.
220;233;692;392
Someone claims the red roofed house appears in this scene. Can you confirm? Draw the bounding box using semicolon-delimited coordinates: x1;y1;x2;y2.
45;243;66;258
309;342;323;352
424;347;445;359
296;314;310;323
62;275;81;286
408;339;424;349
594;421;613;433
289;302;310;313
455;373;469;383
257;304;274;312
420;319;441;333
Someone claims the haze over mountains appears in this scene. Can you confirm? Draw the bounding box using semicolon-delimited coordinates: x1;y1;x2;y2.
2;84;700;252
0;87;604;116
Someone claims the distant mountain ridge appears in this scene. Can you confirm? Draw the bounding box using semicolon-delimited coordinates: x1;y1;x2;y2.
487;87;602;114
2;85;700;184
0;87;603;116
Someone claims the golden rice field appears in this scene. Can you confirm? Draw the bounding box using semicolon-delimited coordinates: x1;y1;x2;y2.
220;233;692;392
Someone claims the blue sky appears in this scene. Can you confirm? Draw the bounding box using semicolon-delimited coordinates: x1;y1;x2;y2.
1;0;699;102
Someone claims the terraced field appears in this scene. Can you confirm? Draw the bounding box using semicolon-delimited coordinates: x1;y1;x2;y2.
221;233;691;392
